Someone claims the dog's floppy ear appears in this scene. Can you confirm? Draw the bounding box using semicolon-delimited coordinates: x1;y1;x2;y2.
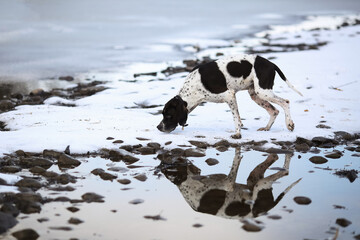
175;96;188;127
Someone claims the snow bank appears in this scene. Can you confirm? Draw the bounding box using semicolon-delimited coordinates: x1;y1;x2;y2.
0;14;359;157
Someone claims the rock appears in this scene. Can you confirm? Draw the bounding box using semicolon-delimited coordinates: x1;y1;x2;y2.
213;139;231;148
64;145;71;155
134;174;147;182
16;200;41;214
59;76;74;81
0;166;21;173
42;171;58;178
334;131;354;142
29;166;46;174
336;218;352;227
267;215;282;220
293;196;312;205
15;178;42;190
122;155;139;165
309;156;328;164
48;186;75;192
112;140;124;144
136;137;150;141
99;172;117;181
189;141;208;149
58;153;81;167
20;157;53;169
56;173;76;184
91;168;105;176
67;207;80;213
0;203;19;217
12;228;39;240
108;167;128;173
192;223;203;228
43;149;62;159
81;192;104;203
136;147;156;155
48;226;72;231
37;217;49;223
147;142;161;150
118;179;131;185
325;151;343;159
334;169;358;183
316;124;331;129
241;222;262;232
0;212;18;234
295;137;313;147
0;100;15;111
205;158;219;166
295;143;310;152
108;150;124;161
129;199;144;205
68;217;83;225
184;148;206;157
311;136;338;148
16;192;42;203
143;214;166;221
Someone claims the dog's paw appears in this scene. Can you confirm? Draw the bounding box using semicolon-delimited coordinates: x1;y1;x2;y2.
257;127;270;131
287;121;295;131
231;133;242;139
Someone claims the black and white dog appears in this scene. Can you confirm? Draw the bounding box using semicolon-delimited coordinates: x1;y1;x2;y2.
157;54;302;139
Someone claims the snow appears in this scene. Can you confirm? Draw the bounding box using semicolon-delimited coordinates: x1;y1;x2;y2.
0;14;360;157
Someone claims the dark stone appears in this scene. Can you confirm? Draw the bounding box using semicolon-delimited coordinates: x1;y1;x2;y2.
311;136;338;147
15;178;42;190
59;76;74;81
309;156;328;164
42;171;59;178
213;139;230;148
122;155;139;165
56;173;76;185
334;131;354;141
295;143;310;152
241;222;262;232
68;217;83;225
64;145;71;155
43;149;62;159
91;168;105;176
147;142;161;150
99;172;117;181
0;100;15;111
189;140;208;149
118;179;131;185
316;124;331;129
0;212;17;234
136;147;156;155
67;207;80;213
134;174;147;182
0;166;21;173
112;140;124;144
336;218;352;227
293;196;312;205
58;154;81;167
16;200;41;214
20;157;53;169
184;148;206;157
108;150;124;161
0;203;19;217
295;137;313;147
325;151;343;159
81;192;104;203
29;166;46;174
205;158;219;166
12;228;39;240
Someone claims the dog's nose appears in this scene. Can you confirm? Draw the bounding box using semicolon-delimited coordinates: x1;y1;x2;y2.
157;122;164;132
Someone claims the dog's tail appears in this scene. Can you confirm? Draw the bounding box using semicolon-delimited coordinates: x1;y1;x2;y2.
274;64;303;96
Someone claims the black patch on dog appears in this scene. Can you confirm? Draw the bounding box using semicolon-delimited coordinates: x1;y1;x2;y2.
254;56;276;90
226;60;252;79
225;201;251;217
198;61;228;94
198;189;226;215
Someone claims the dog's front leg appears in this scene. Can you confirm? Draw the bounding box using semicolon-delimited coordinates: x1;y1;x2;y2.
226;92;243;139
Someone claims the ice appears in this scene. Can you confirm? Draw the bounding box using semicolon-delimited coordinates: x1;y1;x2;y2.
0;14;360;157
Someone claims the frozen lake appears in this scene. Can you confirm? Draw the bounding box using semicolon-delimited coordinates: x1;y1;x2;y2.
1;0;360;82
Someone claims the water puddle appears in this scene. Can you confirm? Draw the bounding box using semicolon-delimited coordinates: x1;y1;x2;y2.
1;146;359;240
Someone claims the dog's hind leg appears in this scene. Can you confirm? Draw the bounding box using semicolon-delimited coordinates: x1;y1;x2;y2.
225;90;243;139
248;86;279;131
254;85;295;131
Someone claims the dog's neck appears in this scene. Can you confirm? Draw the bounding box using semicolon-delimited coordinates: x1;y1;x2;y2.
178;91;202;113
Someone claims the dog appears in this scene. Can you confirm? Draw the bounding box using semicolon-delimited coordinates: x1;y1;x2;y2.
159;149;301;219
157;54;302;139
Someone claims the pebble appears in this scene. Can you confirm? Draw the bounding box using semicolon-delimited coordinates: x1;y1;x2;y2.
134;174;147;182
241;222;262;232
12;228;39;240
58;153;81;167
81;192;104;203
325;151;343;159
309;156;328;164
293;196;312;205
67;207;80;213
184;148;206;157
335;218;352;227
118;179;131;185
0;212;18;234
129;199;144;205
136;146;156;155
1;203;20;217
99;172;117;181
68;217;84;225
205;158;219;166
15;178;42;190
0;166;21;173
295;143;310;152
20;157;53;169
189;140;208;149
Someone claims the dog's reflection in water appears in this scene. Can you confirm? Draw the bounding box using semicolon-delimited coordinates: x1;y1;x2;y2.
159;149;301;219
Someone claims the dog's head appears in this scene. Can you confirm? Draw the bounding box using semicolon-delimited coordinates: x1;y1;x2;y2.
157;96;188;133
